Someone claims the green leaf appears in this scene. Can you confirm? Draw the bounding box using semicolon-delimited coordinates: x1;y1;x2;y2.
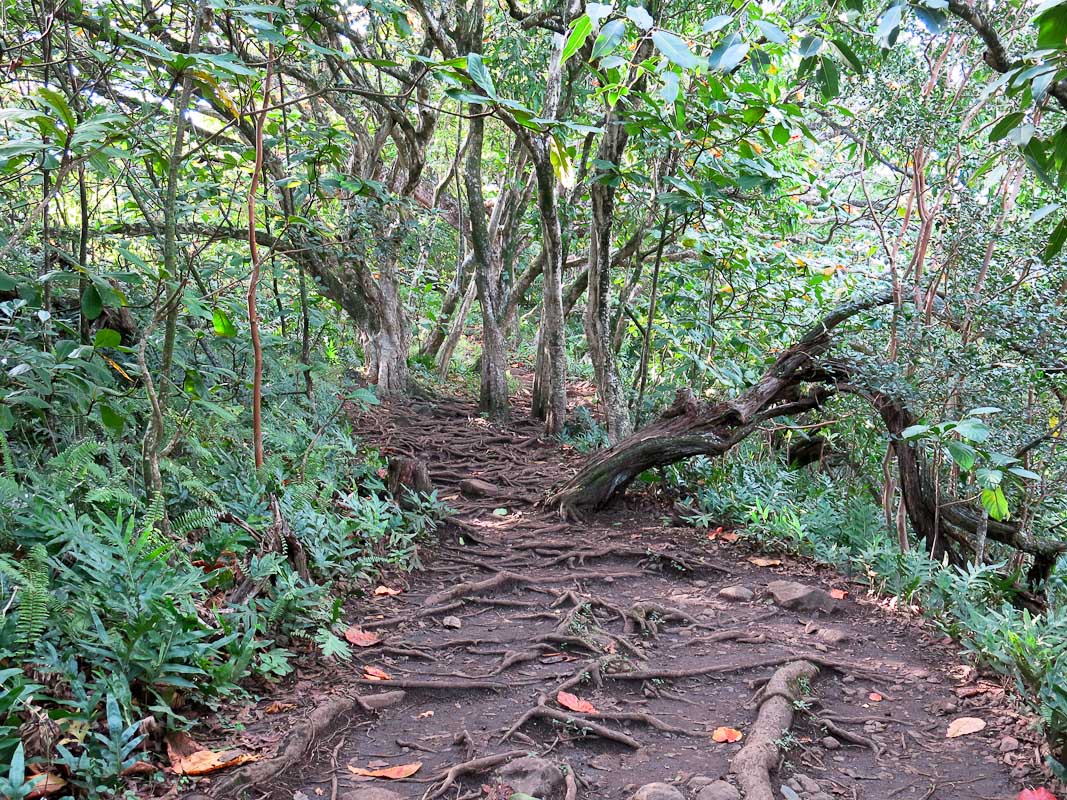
980;487;1009;521
94;328;122;348
703;14;733;33
562;16;594;64
212;308;237;337
816;55;840;99
945;440;976;471
989;111;1025;142
798;35;824;58
876;3;902;48
626;5;653;30
586;2;613;27
81;285;103;321
913;6;948;33
592;19;626;60
1036;5;1067;50
660;71;680;104
953;417;989;443
708;33;749;72
1008;466;1042;481
900;424;930;440
465;53;496;99
755;19;787;44
829;38;864;73
966;406;1002;416
1044;217;1067;261
36;87;76;130
652;30;699;69
100;404;125;435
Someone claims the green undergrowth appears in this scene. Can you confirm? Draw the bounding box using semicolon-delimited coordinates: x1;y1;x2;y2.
0;387;446;797
678;448;1067;777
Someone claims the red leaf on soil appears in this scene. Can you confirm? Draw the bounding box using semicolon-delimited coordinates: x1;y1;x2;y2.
712;726;744;743
557;691;597;714
1018;789;1058;800
348;761;422;779
830;588;848;599
345;626;381;647
868;692;883;702
363;666;391;681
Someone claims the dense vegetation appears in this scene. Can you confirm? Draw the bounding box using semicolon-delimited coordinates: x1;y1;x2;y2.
1;0;1065;795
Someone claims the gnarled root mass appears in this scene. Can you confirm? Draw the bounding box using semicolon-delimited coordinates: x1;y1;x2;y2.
730;660;819;800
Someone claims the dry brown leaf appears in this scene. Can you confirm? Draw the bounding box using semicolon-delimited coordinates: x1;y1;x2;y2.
829;588;848;600
120;760;158;777
748;557;782;567
26;772;67;799
373;586;402;597
347;761;422;779
712;726;744;743
264;701;296;714
345;626;381;647
166;731;260;776
946;716;986;738
556;691;597;714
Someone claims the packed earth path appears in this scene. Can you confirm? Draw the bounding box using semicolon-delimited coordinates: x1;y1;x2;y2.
195;388;1035;800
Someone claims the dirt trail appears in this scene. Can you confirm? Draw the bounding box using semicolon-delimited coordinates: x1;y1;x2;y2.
214;393;1030;800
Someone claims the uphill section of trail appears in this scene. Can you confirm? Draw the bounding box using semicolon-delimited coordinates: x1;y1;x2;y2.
202;393;1028;800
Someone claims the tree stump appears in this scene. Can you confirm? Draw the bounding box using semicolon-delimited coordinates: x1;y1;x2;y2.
387;457;433;508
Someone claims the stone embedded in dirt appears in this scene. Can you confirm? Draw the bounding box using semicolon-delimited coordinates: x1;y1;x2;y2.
821;736;841;750
815;626;851;646
495;756;565;798
441;615;462;629
694;780;741;800
632;782;686;800
359;690;406;710
718;585;754;602
458;477;499;497
998;735;1020;753
339;788;404;800
767;580;836;614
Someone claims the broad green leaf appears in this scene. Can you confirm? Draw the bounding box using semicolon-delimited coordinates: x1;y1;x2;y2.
829;38;864;73
755;19;787;44
465;53;496;99
708;34;749;72
212;308;237;337
626;5;653;30
81;285;103;321
587;2;613;27
1044;217;1067;261
798;36;824;58
562;16;593;65
93;328;122;348
989;111;1026;142
661;71;680;104
945;440;976;472
876;3;902;48
1008;466;1042;481
953;418;989;443
652;30;699;69
592;19;626;60
703;14;733;33
900;424;930;440
913;6;948;33
980;487;1009;521
100;404;125;434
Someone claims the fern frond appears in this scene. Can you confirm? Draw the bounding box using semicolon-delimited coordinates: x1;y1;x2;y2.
173;508;219;538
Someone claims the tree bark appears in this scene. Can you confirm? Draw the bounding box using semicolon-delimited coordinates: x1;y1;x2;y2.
550;286;1066;579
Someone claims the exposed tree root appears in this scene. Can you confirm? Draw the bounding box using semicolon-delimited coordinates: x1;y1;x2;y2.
421;749;529;800
730;660;819;800
817;716;883;758
501;705;642;749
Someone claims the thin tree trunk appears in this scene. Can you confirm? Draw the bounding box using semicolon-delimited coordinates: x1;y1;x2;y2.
436;274;477;379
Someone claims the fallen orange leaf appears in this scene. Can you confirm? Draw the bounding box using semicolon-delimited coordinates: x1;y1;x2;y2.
946;716;986;738
712;726;744;743
829;589;848;600
166;732;259;776
363;666;391;681
345;626;381;647
26;772;66;799
120;761;157;777
557;690;597;714
748;557;782;567
374;586;402;597
868;692;883;702
264;701;296;714
348;761;422;779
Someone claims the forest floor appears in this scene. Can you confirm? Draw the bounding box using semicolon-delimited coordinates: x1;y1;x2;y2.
191;386;1040;800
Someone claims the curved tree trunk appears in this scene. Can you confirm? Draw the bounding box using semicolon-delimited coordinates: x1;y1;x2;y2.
550;285;1066;581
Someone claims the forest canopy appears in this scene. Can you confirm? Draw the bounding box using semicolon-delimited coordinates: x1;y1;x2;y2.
1;0;1066;796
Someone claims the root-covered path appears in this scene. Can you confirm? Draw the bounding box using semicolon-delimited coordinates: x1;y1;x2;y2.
208;394;1028;800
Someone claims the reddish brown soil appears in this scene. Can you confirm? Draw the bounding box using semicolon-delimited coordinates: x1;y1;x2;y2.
193;393;1040;800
